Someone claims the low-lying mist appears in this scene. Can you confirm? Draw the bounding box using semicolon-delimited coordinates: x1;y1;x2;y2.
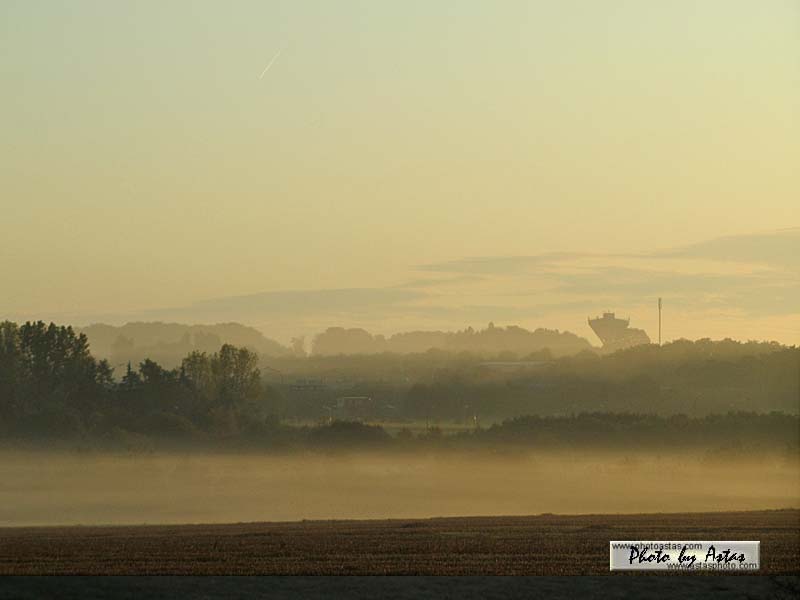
0;450;797;527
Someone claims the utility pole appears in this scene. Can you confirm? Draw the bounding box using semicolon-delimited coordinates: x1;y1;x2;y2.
658;297;662;346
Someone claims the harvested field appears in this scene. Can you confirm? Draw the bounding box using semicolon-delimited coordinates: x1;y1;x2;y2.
0;510;797;575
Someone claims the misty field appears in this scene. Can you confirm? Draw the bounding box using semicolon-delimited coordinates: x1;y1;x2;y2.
0;450;797;526
1;450;796;575
0;510;797;575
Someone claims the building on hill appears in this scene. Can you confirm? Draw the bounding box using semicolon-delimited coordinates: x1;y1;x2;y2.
588;312;650;352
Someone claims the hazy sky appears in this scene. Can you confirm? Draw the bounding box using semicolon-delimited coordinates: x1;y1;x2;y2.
2;2;798;344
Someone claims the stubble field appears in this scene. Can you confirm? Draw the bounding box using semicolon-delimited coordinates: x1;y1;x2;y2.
0;510;797;575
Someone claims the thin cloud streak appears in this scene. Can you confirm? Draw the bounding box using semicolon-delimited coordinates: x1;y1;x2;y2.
258;47;284;79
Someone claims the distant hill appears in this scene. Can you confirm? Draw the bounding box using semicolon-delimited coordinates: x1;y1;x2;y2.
79;322;291;369
312;323;593;357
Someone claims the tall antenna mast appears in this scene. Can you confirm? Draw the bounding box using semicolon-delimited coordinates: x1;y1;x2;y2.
658;297;662;346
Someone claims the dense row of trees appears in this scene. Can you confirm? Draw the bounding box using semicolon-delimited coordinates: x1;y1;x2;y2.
80;322;295;369
279;412;800;453
399;345;800;420
1;321;797;450
311;324;592;357
76;321;593;370
0;321;113;436
0;321;273;440
268;340;799;420
470;411;799;451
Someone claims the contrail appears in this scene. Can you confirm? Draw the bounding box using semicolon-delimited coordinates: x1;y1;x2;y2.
259;47;284;79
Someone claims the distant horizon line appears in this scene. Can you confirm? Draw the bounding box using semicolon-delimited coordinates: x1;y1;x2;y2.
3;317;793;350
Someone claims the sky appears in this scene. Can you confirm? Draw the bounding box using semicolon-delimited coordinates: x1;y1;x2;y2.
1;1;798;345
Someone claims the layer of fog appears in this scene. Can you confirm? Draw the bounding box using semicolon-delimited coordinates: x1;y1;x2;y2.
0;451;797;527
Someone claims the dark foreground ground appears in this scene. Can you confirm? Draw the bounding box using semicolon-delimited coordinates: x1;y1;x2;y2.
0;510;797;576
1;576;799;600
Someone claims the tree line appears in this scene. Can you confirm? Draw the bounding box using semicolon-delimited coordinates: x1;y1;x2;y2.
311;324;592;357
0;321;273;441
0;320;797;451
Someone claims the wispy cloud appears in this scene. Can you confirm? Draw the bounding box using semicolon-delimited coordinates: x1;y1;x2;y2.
259;46;285;79
162;287;424;319
393;275;486;289
418;252;589;274
11;230;798;344
419;229;800;275
656;228;800;270
408;229;800;340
